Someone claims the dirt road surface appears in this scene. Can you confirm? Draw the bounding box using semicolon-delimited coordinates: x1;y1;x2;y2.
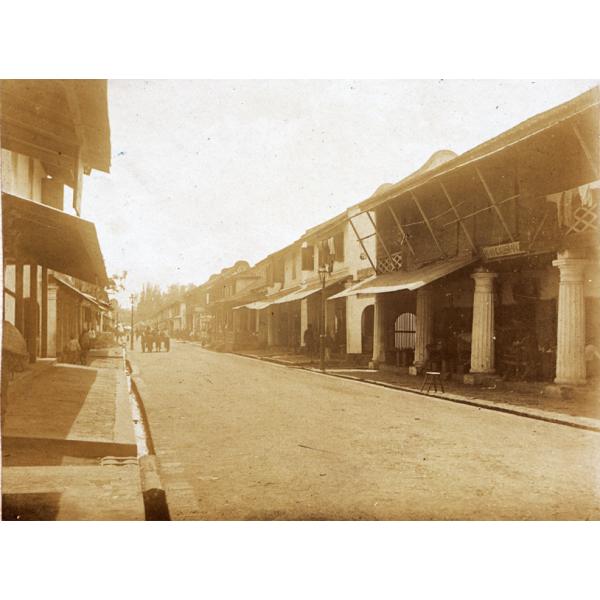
131;341;600;520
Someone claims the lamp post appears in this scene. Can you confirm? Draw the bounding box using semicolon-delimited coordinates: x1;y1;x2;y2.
318;262;333;372
129;293;135;351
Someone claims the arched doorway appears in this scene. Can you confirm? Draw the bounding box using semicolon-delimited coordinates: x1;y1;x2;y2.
361;304;374;355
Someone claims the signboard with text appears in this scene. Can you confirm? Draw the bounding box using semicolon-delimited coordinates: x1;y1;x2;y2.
480;241;524;261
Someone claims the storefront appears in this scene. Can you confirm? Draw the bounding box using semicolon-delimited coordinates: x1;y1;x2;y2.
343;87;599;390
2;193;108;362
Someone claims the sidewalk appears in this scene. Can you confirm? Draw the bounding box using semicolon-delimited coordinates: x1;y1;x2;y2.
234;349;600;432
1;347;145;520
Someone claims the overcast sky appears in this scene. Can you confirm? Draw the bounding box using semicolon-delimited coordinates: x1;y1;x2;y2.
83;79;597;303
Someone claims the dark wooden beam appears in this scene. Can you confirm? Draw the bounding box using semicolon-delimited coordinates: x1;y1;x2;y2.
59;82;85;215
439;182;477;253
2;135;75;171
475;166;516;243
1;121;79;159
42;163;75;188
572;123;600;178
348;216;378;273
443;194;519;227
27;264;38;362
72;149;83;216
387;204;415;256
60;81;85;146
410;191;445;257
41;267;48;357
366;211;394;263
15;263;24;334
527;207;551;250
0;87;74;129
2;114;79;149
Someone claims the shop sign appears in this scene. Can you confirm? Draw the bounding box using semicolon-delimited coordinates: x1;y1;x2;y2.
480;241;524;261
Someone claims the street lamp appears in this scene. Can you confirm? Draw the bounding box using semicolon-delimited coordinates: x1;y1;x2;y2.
318;261;333;372
129;293;135;351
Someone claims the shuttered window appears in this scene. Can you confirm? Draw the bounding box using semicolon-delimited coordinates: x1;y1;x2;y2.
334;231;344;262
301;246;314;271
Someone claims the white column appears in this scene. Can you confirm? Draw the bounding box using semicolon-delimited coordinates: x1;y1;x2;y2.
369;294;386;368
46;283;58;357
553;250;588;386
300;298;308;346
413;287;434;370
470;269;497;374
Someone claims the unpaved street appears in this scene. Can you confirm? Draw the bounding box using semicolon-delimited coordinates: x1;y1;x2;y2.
131;341;600;520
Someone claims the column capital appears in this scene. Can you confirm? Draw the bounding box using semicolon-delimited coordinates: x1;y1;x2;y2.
552;257;589;282
471;269;497;293
471;268;498;282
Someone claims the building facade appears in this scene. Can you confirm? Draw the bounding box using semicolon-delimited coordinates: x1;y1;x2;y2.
2;80;111;363
342;86;599;389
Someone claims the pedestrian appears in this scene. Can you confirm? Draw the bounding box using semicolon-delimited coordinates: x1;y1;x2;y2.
304;324;315;357
88;327;96;349
65;333;81;364
79;327;91;365
585;338;600;380
324;331;334;362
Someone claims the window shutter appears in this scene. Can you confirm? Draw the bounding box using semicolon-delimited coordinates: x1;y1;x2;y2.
334;231;344;262
301;246;314;271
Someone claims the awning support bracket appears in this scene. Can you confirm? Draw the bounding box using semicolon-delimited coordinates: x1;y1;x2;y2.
365;211;395;263
348;215;378;273
388;204;416;256
572;123;600;178
475;166;516;243
439;182;477;253
410;190;445;257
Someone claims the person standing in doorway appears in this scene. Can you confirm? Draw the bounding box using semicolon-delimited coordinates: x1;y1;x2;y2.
79;327;91;366
304;323;315;357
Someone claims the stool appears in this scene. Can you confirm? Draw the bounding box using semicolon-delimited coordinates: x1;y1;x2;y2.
420;371;444;394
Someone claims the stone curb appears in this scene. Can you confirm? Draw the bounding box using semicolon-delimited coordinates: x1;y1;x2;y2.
126;355;171;521
232;352;600;434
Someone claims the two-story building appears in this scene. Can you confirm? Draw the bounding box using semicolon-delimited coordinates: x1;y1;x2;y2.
2;80;111;363
342;86;599;390
231;207;376;357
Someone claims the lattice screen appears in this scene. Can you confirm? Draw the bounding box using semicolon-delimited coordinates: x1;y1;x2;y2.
565;199;598;235
377;251;403;273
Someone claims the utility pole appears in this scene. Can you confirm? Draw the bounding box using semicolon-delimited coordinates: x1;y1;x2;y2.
130;293;135;351
318;255;334;372
319;274;326;372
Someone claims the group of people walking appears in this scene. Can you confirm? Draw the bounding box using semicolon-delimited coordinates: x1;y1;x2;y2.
138;327;170;353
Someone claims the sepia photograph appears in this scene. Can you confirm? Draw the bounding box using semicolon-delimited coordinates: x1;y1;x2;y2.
2;78;598;523
0;3;599;597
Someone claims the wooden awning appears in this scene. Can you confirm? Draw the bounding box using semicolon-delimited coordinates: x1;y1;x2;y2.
3;193;108;285
272;275;348;305
52;274;106;310
328;254;477;298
